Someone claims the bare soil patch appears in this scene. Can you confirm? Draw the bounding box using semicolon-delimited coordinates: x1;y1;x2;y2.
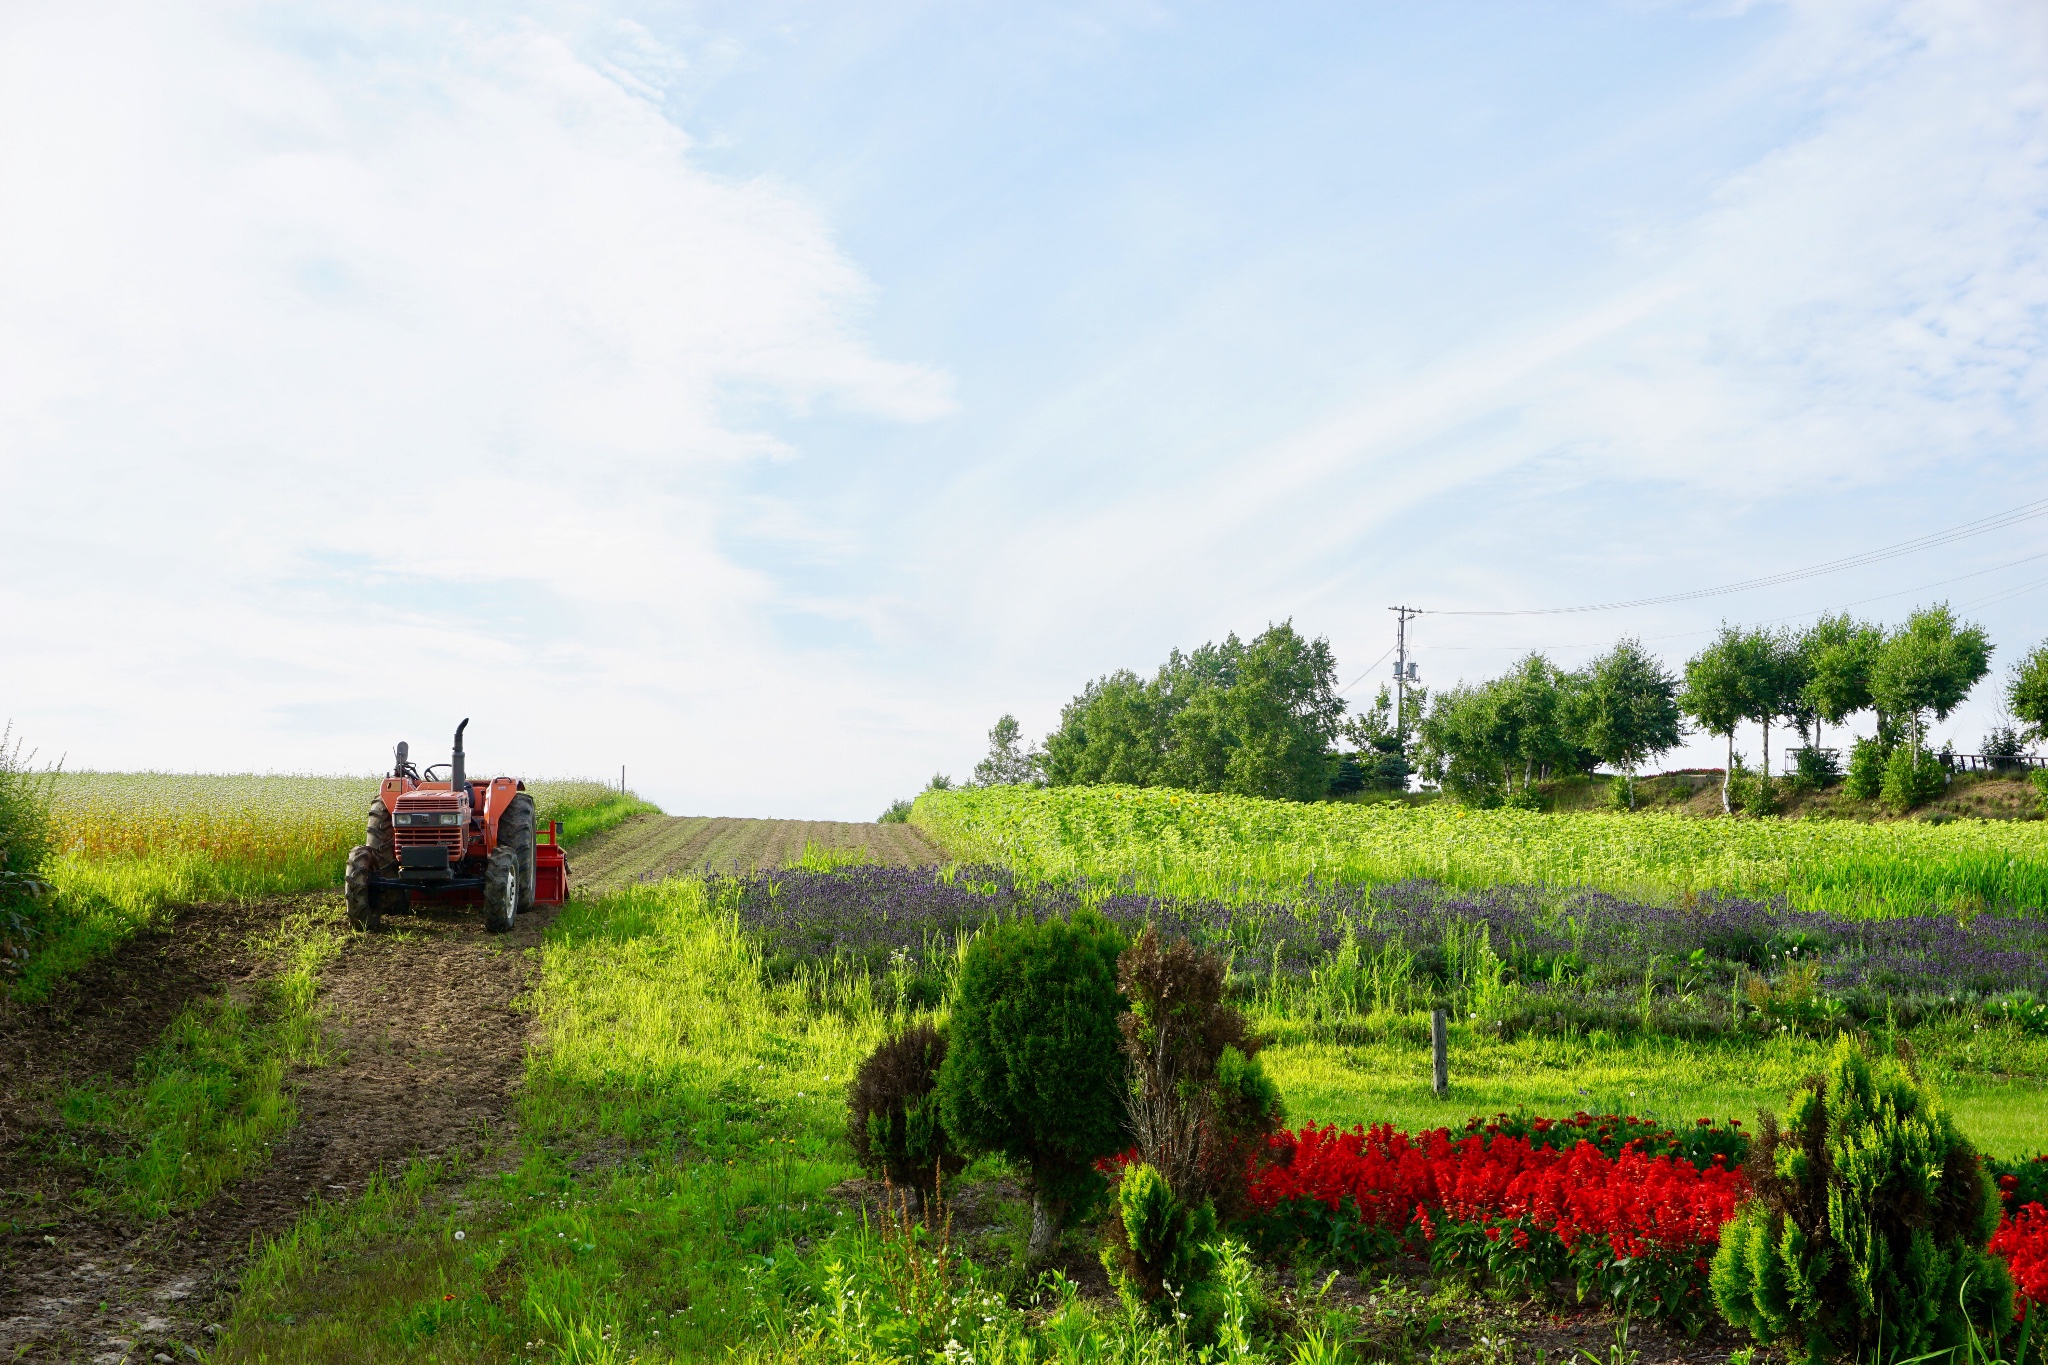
0;894;554;1364
573;815;945;892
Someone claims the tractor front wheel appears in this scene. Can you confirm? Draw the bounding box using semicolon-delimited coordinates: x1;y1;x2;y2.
366;800;396;867
482;845;519;934
345;845;383;931
499;794;536;916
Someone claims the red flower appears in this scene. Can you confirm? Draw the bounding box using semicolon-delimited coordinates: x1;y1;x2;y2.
1992;1202;2048;1319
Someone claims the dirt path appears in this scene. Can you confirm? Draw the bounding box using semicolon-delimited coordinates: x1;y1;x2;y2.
0;895;554;1364
571;815;945;892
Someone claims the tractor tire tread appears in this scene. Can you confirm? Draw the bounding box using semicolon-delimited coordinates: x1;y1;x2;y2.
345;844;383;932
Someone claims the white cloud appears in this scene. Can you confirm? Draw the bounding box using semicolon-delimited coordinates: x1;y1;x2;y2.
0;2;956;813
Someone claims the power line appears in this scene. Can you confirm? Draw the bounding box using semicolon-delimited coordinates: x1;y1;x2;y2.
1425;495;2048;617
1420;546;2048;654
1338;644;1397;696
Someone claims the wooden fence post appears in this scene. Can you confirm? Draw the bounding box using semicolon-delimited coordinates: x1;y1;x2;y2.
1431;1007;1448;1097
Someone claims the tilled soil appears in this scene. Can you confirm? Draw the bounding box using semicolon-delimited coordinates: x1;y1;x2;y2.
572;815;944;892
0;894;554;1364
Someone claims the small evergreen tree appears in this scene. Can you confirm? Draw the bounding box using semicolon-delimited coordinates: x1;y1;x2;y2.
1100;928;1282;1318
1711;1038;2012;1364
847;1023;965;1206
938;910;1128;1262
1342;685;1421;791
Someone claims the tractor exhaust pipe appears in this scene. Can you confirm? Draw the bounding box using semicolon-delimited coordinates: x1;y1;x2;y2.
451;718;469;791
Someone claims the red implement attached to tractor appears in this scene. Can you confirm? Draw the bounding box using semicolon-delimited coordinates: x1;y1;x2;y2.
344;719;570;933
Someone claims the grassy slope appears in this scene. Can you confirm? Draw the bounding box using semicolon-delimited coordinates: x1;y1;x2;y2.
210;878;2044;1363
911;783;2048;913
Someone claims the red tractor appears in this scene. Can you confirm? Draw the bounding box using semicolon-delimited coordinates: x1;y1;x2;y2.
344;719;569;932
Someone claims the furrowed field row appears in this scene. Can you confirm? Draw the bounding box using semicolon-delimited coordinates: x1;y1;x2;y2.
911;784;2048;914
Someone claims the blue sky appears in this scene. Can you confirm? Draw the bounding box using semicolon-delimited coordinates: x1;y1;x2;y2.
3;1;2045;816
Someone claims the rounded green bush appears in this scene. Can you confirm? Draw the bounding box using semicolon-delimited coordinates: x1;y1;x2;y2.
938;909;1126;1260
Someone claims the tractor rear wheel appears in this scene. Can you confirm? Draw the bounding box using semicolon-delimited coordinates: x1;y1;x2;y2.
345;845;383;931
482;845;519;934
499;794;537;916
366;800;396;867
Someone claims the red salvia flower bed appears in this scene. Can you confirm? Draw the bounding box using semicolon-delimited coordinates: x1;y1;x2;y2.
1993;1202;2048;1321
1244;1120;1749;1329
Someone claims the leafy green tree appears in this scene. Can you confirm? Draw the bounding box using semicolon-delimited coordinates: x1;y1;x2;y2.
939;910;1128;1263
1749;627;1807;786
1573;638;1684;809
1492;653;1583;793
1797;614;1883;757
973;714;1044;787
1196;622;1343;802
1870;604;1992;764
1415;682;1509;806
1681;625;1765;814
1043;622;1345;801
2007;638;2048;747
1711;1038;2011;1365
1042;671;1164;787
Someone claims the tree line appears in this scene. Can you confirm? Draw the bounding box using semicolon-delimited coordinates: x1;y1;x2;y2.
895;608;2048;816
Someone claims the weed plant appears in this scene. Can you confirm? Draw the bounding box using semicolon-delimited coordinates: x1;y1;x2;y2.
913;784;2048;915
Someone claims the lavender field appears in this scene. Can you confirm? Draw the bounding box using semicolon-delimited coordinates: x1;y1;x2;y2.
725;864;2048;1039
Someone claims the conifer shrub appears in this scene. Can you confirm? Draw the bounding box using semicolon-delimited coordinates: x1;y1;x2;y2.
1106;1160;1217;1308
846;1023;964;1204
1100;928;1284;1313
938;909;1127;1262
1710;1038;2013;1364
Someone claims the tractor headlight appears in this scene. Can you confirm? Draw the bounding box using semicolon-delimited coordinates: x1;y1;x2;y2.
396;811;462;826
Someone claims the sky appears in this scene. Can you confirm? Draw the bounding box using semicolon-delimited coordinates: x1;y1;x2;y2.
3;0;2045;818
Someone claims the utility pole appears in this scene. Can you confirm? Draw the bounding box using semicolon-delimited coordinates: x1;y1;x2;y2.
1389;605;1422;740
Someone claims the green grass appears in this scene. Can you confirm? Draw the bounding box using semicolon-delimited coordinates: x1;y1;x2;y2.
14;774;655;1000
913;783;2048;914
48;898;348;1218
215;878;884;1363
1254;1011;2048;1161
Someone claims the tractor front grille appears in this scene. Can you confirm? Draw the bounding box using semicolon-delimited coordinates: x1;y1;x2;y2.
394;797;464;855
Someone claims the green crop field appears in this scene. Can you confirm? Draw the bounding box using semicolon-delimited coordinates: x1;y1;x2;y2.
911;782;2048;914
